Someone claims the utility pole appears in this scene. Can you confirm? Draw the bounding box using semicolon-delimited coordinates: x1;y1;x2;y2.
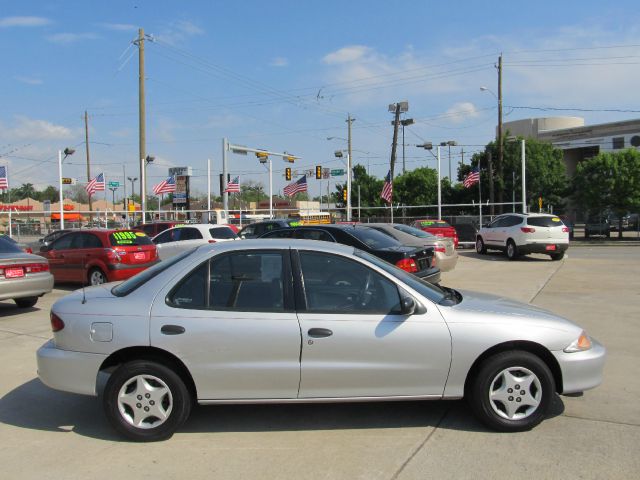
497;53;504;213
488;150;495;216
346;114;354;222
136;28;146;212
84;110;92;215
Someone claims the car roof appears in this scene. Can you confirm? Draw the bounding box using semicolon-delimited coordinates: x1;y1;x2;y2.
197;237;356;256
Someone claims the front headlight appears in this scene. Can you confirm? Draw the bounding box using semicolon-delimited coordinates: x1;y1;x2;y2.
564;331;592;353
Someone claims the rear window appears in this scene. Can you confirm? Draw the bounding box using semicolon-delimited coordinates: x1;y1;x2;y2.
416;220;451;228
527;217;564;228
0;237;23;254
109;230;154;246
209;227;237;240
394;224;434;238
348;227;401;249
112;249;196;296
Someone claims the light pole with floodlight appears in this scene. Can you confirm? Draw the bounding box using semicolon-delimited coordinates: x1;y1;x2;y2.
58;147;75;229
416;142;442;219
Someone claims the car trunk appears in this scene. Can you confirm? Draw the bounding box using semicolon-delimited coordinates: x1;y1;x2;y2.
109;231;158;265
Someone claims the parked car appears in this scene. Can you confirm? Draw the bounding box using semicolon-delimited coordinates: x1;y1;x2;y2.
132;221;183;238
152;224;238;260
476;213;570;260
366;223;458;272
238;219;295;239
627;213;640;231
410;219;459;248
259;224;440;284
1;234;33;253
584;217;610;238
0;236;53;308
37;229;159;285
453;223;478;248
558;216;574;240
37;239;605;441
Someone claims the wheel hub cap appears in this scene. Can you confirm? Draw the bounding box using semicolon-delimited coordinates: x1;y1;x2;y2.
489;366;541;420
117;374;173;429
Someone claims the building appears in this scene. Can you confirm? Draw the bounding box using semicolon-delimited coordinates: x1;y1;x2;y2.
503;117;640;176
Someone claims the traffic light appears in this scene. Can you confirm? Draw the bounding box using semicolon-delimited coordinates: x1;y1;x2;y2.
315;165;322;179
285;167;292;181
284;155;295;163
256;151;268;164
343;188;347;201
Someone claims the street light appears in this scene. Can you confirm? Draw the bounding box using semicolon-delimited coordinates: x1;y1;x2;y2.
333;150;352;221
391;118;414;174
439;140;457;181
416;142;441;219
58;147;75;229
109;187;118;211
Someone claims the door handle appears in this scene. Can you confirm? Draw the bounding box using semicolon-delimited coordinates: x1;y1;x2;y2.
308;328;333;338
161;324;185;335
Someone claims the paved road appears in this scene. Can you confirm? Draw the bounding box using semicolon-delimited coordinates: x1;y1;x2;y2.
0;247;638;479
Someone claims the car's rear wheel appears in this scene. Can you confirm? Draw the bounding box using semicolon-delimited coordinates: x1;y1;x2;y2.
89;268;107;286
550;252;564;261
476;237;486;254
103;360;191;442
14;297;38;308
467;350;555;432
506;240;518;260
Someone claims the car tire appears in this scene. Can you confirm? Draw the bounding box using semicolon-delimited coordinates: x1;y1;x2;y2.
103;360;192;442
550;252;564;261
89;268;107;286
467;350;555;432
584;229;589;239
476;237;486;254
14;297;38;308
605;230;610;238
506;240;518;260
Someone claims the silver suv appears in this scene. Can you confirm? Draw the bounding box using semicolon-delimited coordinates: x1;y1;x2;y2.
476;213;570;260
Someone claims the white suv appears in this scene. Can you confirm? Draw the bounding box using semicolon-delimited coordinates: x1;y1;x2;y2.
476;213;570;260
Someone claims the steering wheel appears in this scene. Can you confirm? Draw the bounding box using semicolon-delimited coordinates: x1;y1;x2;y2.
327;272;359;287
358;272;374;308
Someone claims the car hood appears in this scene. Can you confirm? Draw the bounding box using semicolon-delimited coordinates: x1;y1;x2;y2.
442;289;578;333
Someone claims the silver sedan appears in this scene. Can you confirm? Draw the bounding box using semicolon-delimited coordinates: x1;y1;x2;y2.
37;239;605;441
0;237;53;308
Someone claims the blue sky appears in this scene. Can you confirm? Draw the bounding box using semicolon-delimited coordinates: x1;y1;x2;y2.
1;0;639;200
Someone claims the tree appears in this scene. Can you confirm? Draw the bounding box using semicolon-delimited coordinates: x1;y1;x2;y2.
39;185;60;203
15;183;37;200
64;184;89;204
334;165;385;217
572;149;640;238
239;180;268;204
394;167;440;216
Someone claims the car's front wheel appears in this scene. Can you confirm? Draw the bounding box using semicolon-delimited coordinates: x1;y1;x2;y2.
467;350;555;432
14;296;38;308
103;360;192;441
476;236;486;254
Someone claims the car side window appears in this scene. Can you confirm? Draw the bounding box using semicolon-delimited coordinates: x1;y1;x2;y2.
80;233;103;248
503;216;523;227
240;225;254;238
299;251;401;314
178;228;203;241
154;230;173;244
52;233;74;250
209;251;285;311
265;229;293;238
167;262;207;309
294;229;334;242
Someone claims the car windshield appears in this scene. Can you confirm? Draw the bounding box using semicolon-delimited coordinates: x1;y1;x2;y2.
393;224;435;238
0;237;23;254
209;227;237;240
527;216;564;227
347;227;402;249
112;248;197;296
109;230;154;247
354;249;446;303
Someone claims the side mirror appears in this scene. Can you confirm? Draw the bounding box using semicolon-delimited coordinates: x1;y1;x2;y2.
39;245;51;253
400;297;416;315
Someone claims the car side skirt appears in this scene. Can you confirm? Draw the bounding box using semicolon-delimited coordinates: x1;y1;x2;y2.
198;394;454;405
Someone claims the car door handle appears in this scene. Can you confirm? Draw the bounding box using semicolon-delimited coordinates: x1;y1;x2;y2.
308;328;333;338
161;325;185;335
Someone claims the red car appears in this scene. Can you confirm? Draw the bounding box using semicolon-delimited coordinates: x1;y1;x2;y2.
38;229;158;285
410;219;459;248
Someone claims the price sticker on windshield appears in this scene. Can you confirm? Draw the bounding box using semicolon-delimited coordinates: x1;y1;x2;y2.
112;231;138;244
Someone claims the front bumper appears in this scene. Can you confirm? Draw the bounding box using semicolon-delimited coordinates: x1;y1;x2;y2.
36;340;107;396
553;338;606;394
0;273;54;301
519;242;569;255
415;266;441;284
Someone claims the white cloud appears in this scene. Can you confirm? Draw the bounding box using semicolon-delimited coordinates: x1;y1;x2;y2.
175;20;204;36
46;32;100;44
323;45;371;65
156;19;204;45
98;23;138;32
269;57;289;67
5;116;77;140
0;16;51;28
445;102;480;123
14;76;43;85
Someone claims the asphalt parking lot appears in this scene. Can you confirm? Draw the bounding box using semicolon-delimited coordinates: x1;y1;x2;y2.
1;246;638;480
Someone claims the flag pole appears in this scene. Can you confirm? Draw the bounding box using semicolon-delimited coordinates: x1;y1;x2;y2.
479;168;483;228
103;173;108;227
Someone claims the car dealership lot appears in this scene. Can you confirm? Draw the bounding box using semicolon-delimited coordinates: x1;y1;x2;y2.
1;247;639;479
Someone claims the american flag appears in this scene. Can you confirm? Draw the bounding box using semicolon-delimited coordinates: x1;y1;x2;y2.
463;168;480;188
153;175;177;195
86;172;105;196
0;166;8;190
380;170;393;203
283;175;307;197
224;176;240;193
